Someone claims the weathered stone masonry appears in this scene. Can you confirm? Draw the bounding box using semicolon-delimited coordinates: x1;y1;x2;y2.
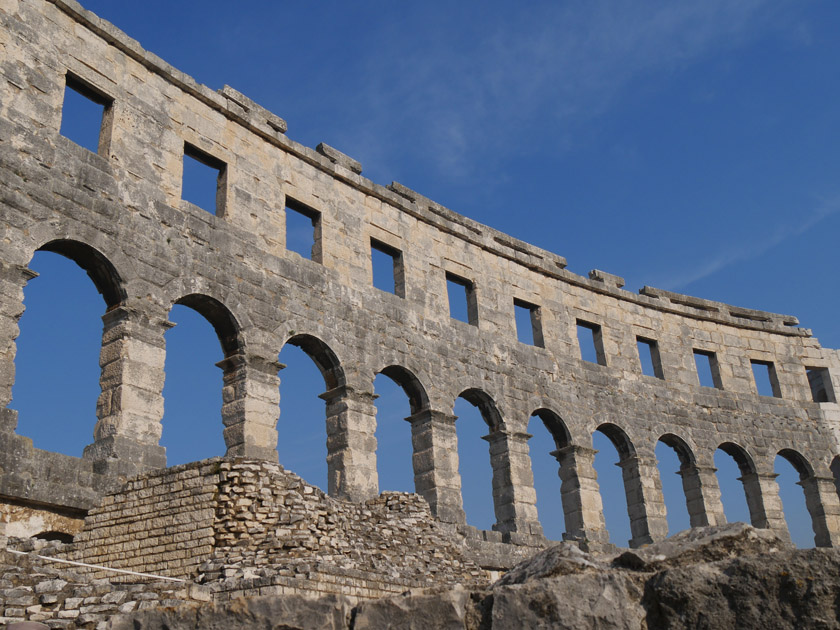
1;0;840;550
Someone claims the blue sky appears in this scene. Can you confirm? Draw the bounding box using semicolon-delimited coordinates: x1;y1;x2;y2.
10;0;840;548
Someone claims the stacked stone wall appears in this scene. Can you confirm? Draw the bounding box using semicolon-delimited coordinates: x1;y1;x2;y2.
40;460;489;600
0;545;201;628
64;460;222;579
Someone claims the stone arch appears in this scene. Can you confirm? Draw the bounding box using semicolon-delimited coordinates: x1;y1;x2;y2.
532;408;571;450
528;408;573;540
175;293;244;358
777;448;815;480
774;447;838;547
373;364;431;496
596;423;636;459
457;387;504;432
594;423;666;547
162;293;248;462
9;239;136;462
715;441;783;535
284;333;346;391
452;388;538;535
656;433;713;531
718;441;757;476
377;364;429;416
279;333;375;500
37;239;126;309
658;433;696;467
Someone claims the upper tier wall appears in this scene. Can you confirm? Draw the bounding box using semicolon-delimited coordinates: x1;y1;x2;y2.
1;0;839;548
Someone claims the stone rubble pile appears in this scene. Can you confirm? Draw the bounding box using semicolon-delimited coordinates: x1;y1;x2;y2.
201;460;487;600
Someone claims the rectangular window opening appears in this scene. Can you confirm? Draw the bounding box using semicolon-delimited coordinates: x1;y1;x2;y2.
576;319;606;365
371;239;404;297
515;299;544;348
637;337;664;379
806;367;835;403
182;143;226;216
285;198;322;262
446;272;478;326
750;360;781;398
693;349;723;389
59;74;112;154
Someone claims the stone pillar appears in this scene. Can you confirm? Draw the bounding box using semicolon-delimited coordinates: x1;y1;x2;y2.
552;445;610;546
218;352;282;461
0;263;36;430
678;464;727;527
799;476;840;547
740;472;791;542
407;409;466;524
483;430;543;537
617;454;669;547
82;306;167;472
320;385;378;501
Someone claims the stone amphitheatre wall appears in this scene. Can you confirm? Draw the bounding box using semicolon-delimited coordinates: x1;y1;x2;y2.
1;0;840;550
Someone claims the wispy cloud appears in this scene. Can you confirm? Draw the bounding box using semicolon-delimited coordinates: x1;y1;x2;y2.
662;195;840;290
333;0;791;183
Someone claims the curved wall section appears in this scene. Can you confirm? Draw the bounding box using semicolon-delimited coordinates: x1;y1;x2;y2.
1;0;839;549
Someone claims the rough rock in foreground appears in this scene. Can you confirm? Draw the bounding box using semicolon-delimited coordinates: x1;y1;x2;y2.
111;524;840;630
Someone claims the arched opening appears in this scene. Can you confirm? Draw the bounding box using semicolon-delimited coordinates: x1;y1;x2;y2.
831;456;840;500
714;442;755;525
162;294;242;465
528;408;571;541
12;242;124;457
593;424;635;546
775;449;816;548
374;365;429;493
454;389;503;531
277;334;346;492
655;434;693;535
33;531;75;544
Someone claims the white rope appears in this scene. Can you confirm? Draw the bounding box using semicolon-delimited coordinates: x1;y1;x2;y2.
6;549;186;583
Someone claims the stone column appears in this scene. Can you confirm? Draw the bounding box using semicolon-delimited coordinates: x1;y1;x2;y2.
483;430;543;538
0;263;37;432
678;464;727;527
617;454;669;547
218;352;282;461
320;385;378;501
740;472;791;542
799;476;840;547
552;445;610;546
407;409;466;524
82;306;167;472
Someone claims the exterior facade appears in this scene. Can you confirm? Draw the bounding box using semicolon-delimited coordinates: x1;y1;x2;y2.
2;0;840;550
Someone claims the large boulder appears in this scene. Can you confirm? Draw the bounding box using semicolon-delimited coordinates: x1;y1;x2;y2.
642;549;840;629
108;594;354;630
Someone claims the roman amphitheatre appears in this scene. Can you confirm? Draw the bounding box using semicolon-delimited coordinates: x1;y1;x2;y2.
0;1;839;628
